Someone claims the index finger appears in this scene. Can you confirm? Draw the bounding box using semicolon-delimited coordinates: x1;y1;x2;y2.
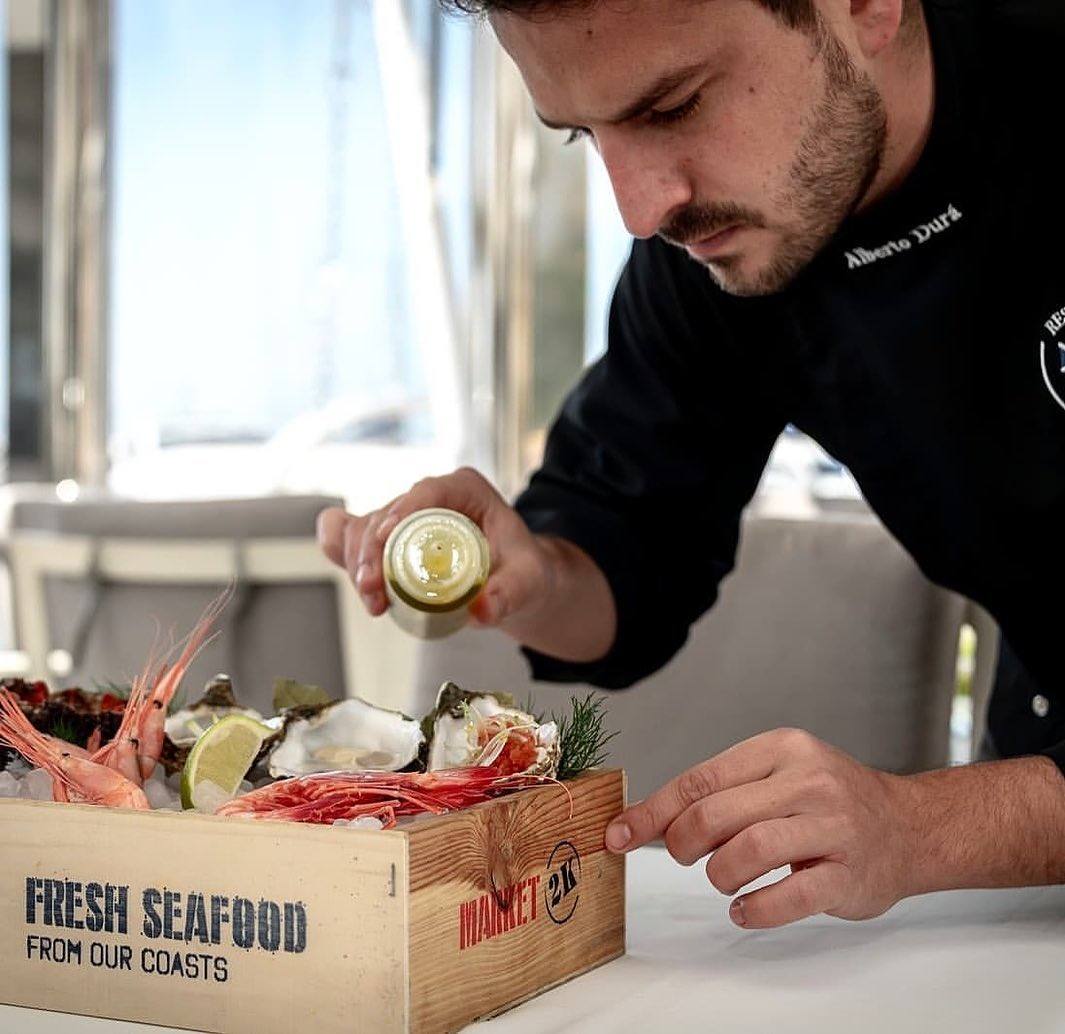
373;467;500;545
606;736;779;853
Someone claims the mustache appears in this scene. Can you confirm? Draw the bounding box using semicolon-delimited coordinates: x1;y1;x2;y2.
658;202;767;247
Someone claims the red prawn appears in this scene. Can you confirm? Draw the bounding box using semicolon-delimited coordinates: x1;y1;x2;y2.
214;766;550;828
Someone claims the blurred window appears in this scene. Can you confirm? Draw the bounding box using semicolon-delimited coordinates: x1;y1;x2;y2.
109;0;470;509
522;122;630;469
0;2;7;475
0;3;7;471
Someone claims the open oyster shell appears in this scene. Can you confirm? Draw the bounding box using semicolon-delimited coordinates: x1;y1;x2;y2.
164;674;265;748
268;696;424;777
424;681;559;778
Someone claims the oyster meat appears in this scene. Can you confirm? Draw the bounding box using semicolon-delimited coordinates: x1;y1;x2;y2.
424;681;559;778
268;696;424;777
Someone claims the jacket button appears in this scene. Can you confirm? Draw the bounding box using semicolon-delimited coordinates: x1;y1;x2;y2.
1032;695;1050;718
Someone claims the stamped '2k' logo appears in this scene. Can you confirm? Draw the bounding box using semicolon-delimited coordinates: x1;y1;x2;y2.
1039;305;1065;413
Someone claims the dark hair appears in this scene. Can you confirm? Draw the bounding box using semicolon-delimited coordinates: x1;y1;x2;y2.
439;0;919;35
440;0;818;32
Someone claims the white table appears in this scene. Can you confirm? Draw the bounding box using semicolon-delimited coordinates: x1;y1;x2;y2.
6;846;1065;1033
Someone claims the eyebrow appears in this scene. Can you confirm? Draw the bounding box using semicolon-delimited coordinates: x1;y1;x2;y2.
534;61;708;132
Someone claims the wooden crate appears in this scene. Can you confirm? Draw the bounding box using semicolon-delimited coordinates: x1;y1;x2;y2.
0;768;625;1033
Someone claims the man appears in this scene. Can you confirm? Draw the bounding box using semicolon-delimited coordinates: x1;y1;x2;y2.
318;0;1065;929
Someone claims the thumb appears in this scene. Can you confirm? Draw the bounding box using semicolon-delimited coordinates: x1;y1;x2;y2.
469;571;528;627
469;585;506;627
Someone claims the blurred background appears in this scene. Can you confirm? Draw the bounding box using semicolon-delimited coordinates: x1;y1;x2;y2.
0;0;993;796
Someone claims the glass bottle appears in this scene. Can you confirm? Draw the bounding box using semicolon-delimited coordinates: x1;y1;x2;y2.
382;508;490;639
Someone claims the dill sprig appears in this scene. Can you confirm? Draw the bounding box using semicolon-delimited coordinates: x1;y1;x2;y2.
553;693;618;781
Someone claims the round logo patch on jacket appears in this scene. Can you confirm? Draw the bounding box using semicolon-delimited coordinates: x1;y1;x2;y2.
1039;305;1065;413
1041;337;1065;413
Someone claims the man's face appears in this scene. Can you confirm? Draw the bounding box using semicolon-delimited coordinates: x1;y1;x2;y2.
492;0;887;296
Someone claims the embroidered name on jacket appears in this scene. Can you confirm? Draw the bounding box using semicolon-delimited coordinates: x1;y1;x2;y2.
844;203;963;270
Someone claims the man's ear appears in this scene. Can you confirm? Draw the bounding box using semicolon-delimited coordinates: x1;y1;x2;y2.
849;0;905;59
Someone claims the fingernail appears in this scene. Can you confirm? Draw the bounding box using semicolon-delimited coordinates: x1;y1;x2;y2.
605;822;631;851
355;563;368;588
377;514;399;542
730;897;746;927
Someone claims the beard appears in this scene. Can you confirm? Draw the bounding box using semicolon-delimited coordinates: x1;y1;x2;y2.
658;17;887;297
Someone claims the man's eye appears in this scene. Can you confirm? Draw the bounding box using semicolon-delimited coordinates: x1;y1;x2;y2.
648;92;703;127
564;127;590;146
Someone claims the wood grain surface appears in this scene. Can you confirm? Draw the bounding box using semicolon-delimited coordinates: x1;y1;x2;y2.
0;800;408;1034
1;769;627;1034
406;769;626;1033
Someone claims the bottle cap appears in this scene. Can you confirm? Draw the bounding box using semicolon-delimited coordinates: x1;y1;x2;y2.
383;508;490;613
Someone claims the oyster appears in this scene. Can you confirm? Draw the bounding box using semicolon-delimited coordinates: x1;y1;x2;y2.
268;697;424;777
164;674;266;748
424;681;559;778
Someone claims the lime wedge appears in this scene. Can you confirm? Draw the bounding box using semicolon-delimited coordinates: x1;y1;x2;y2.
180;714;273;812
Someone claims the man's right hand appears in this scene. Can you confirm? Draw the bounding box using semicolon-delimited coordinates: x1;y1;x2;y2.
315;466;617;663
316;466;547;626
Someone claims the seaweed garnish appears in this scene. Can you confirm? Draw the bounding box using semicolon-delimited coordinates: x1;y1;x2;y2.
49;717;82;746
272;678;333;713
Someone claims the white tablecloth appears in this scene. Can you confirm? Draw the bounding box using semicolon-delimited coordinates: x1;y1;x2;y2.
6;846;1065;1033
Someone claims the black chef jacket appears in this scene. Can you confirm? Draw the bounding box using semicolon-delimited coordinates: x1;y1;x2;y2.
513;0;1065;777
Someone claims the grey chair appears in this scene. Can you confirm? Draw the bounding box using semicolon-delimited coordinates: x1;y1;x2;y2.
966;601;1000;759
2;491;352;716
412;511;971;801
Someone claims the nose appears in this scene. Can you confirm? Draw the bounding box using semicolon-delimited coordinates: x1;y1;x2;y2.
596;131;693;239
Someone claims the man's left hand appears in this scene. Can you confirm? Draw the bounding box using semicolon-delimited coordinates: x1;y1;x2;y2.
605;727;1065;929
604;727;921;929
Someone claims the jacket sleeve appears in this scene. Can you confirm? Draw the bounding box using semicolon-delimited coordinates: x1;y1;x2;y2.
987;632;1065;781
1038;742;1065;780
513;237;789;688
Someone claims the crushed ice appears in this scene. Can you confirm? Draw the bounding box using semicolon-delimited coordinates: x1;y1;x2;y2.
143;768;182;811
0;760;184;809
331;816;385;830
